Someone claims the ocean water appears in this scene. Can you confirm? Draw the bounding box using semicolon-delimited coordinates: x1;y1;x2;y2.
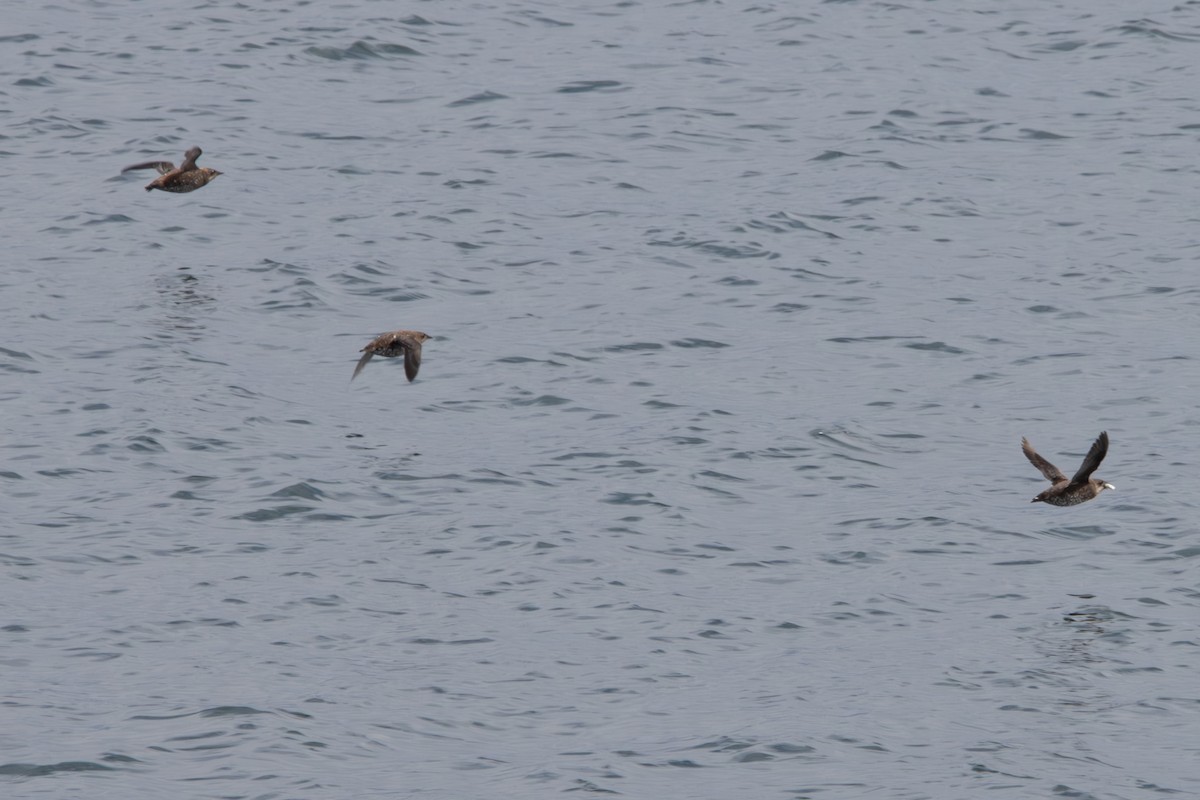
3;2;1200;798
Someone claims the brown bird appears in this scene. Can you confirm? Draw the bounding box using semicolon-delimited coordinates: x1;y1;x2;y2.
1021;431;1115;506
122;146;222;193
352;330;430;382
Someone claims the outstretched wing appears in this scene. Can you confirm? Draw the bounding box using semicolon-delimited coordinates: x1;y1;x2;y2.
401;337;423;382
350;350;374;382
1022;438;1067;483
122;160;176;175
1069;431;1108;485
179;146;202;172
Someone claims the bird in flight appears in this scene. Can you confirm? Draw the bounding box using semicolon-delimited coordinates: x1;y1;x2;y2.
1021;431;1115;506
122;146;222;193
352;330;431;383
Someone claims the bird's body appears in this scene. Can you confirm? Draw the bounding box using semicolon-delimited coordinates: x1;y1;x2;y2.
122;146;222;193
1021;431;1115;506
352;330;430;382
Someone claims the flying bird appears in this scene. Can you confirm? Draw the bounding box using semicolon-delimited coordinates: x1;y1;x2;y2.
122;146;222;193
352;330;430;383
1021;431;1115;506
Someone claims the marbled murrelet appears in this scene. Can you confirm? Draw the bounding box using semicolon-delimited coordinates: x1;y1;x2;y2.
352;330;431;383
122;146;222;193
1022;431;1115;506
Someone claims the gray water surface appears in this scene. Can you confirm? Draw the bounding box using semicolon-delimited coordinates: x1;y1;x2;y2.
4;2;1200;798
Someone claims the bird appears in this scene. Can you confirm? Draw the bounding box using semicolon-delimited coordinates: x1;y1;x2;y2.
352;330;430;383
122;146;222;193
1021;431;1115;506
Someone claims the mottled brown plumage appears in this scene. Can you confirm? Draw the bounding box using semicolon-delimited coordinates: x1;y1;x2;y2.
352;330;430;382
122;146;222;193
1022;431;1115;506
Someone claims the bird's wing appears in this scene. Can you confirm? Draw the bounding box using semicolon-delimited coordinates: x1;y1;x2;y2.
351;350;375;382
402;338;422;382
1022;438;1067;483
1069;431;1108;484
179;147;202;171
122;160;176;175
